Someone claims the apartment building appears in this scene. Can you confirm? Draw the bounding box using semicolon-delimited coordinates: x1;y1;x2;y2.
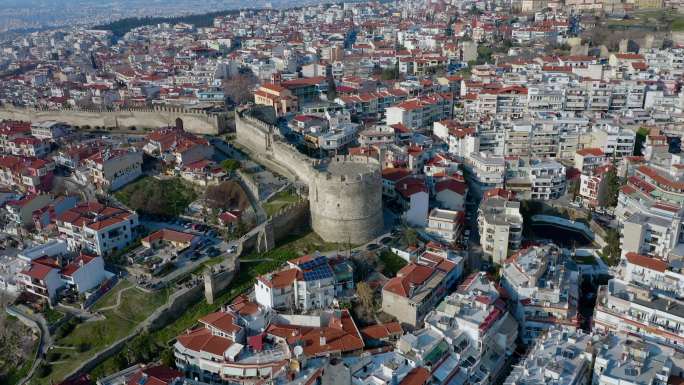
464;152;506;196
424;272;518;382
579;164;613;207
425;208;464;244
594;252;684;350
254;254;353;312
143;127;213;168
478;194;523;265
5;137;50;158
385;94;453;131
505;157;566;200
504;328;593;385
253;83;299;116
574;147;606;174
593;334;676;385
81;148;143;191
382;253;461;326
56;202;139;257
0;155;55;193
30;121;70;140
586;123;636;159
501;244;580;343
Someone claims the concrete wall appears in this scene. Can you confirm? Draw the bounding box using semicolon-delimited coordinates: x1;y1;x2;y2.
310;157;384;244
0;106;229;135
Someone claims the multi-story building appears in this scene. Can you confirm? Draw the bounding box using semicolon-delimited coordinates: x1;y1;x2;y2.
0;155;55;193
593;333;676;385
56;202;139;257
81;148;143;191
30;121;70;140
579;164;613;207
253;83;299;116
464;152;506;196
255;254;338;312
574;147;606;174
586;123;636;159
143;127;213;168
594;252;684;350
385;94;454;131
478;193;523;265
5;137;50;158
425;208;464;244
501;244;580;343
505;157;567;200
382;252;462;326
425;272;518;383
504;328;593;385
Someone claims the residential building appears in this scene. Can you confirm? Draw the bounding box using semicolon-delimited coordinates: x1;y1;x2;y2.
56;202;138;257
30;121;70;140
501;244;580;343
82;148;143;191
425;208;464;244
478;194;523;265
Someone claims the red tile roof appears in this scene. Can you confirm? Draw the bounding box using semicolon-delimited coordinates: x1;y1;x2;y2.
126;366;182;385
625;252;667;273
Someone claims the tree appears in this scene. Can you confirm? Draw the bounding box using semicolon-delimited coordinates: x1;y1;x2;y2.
356;282;375;314
160;347;175;368
205;181;248;210
404;227;418;247
220;159;241;173
633;127;650;156
222;73;258;105
601;229;621;266
599;168;621;208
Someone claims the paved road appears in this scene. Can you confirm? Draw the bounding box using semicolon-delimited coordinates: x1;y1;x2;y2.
7;305;52;385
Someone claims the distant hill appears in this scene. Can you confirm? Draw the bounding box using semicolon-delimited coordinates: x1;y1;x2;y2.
93;9;246;38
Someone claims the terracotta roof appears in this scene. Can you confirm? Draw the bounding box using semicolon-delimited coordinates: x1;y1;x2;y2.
61;253;98;277
383;263;436;298
382;167;411;182
200;311;242;334
399;368;431;385
142;228;196;245
177;327;233;356
625;252;667;273
126;366;182;385
435;178;467;195
576;148;604;157
360;322;403;340
257;268;300;289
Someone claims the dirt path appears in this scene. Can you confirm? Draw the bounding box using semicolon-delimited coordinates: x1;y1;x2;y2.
96;285;134;312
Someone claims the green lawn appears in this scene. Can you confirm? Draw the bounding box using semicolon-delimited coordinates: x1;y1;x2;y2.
262;190;301;217
29;284;169;385
87;230;344;380
379;250;408;277
42;307;65;327
115;177;197;217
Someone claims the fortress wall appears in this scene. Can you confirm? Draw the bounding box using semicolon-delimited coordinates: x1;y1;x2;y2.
0;106;225;135
235;109;314;184
310;158;384;244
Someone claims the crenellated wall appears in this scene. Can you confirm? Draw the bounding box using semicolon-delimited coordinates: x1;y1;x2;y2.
235;107;384;244
0;105;230;135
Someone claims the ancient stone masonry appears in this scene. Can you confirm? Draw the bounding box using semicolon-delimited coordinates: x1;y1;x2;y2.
310;156;384;244
236;107;384;244
0;105;229;135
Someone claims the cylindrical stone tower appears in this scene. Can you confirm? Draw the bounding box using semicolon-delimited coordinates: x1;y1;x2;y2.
309;156;384;244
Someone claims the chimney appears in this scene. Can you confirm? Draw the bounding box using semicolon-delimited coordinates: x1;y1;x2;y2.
319;331;326;346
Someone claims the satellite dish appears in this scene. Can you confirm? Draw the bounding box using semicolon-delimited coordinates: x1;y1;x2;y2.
293;345;304;357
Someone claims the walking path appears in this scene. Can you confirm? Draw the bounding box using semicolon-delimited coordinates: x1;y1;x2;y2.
96;285;135;312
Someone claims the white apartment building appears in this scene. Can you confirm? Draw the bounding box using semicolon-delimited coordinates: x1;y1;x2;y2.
478;195;523;265
425;208;463;244
505;157;566;200
464;152;505;196
501;244;580;343
586;123;636;159
593;334;675;385
56;202;139;257
504;328;592;385
255;254;336;312
385;94;453;130
594;252;684;350
81;148;143;191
